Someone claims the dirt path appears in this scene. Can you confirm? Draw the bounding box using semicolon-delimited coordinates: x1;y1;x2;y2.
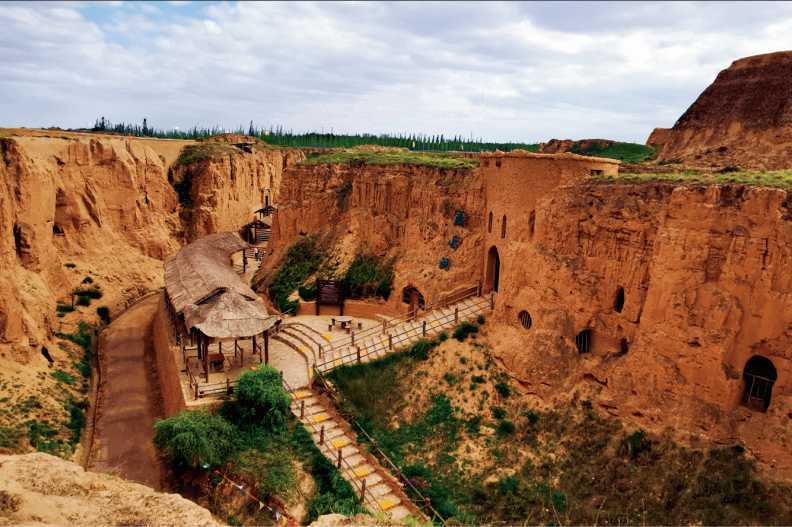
92;295;168;490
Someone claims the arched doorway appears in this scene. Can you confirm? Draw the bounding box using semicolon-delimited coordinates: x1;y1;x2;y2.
486;246;500;293
743;356;777;412
402;286;425;311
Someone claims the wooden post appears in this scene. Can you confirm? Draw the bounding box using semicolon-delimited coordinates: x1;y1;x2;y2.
382;321;386;335
360;479;367;502
203;334;209;382
455;307;459;323
398;466;403;481
319;425;325;443
423;320;426;337
388;334;393;350
226;378;231;395
351;331;355;346
490;294;495;310
194;382;199;400
356;346;361;363
409;290;419;321
264;331;269;364
300;400;305;418
319;344;323;358
337;449;342;469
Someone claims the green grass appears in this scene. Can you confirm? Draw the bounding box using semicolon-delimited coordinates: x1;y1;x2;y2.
266;234;333;315
176;142;235;165
343;252;395;301
326;339;792;526
569;141;656;163
50;369;76;385
299;150;479;170
55;303;74;314
598;168;792;187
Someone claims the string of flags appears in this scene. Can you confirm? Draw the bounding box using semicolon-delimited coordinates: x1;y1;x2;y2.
201;461;296;526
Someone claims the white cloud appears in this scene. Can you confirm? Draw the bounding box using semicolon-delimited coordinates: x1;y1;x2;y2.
3;1;792;142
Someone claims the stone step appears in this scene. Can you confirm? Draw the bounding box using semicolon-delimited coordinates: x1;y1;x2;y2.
387;505;414;522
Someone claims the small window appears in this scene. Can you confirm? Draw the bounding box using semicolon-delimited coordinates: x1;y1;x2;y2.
576;330;591;354
501;215;507;239
590;169;603;176
495;158;502;168
518;311;532;329
619;338;629;355
614;287;625;313
488;212;493;233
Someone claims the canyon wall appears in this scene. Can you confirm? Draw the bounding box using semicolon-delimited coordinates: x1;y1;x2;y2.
171;146;304;242
266;162;487;313
657;51;792;170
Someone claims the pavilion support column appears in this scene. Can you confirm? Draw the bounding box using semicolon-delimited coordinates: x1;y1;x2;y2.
203;334;210;382
265;331;269;365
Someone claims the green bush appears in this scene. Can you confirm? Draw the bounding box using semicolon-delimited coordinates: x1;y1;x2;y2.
56;303;74;314
476;315;485;325
297;284;316;301
452;321;479;341
494;381;510;398
96;306;110;320
50;369;76;385
499;476;520;494
64;263;76;269
81;277;93;284
497;420;515;435
343;252;395;300
235;365;291;431
438;331;449;342
234;447;298;501
268;235;330;314
153;408;235;468
56;321;93;379
471;374;486;384
74;288;102;299
491;407;506;419
76;296;91;307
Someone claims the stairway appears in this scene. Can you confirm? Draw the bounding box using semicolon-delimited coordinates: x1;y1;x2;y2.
315;294;493;373
288;389;423;523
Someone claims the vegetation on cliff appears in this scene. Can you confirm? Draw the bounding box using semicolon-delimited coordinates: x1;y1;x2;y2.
569;141;656;163
154;364;365;525
300;150;479;169
343;252;396;301
265;235;333;315
326;323;792;526
599;168;792;187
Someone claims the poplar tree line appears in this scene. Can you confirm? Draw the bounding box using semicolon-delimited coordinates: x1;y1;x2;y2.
87;117;539;153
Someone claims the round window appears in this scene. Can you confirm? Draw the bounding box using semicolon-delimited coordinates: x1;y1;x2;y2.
518;310;532;329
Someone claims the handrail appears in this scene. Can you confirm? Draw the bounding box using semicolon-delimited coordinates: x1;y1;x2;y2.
280;376;382;514
316;297;492;370
313;370;444;525
328;285;480;351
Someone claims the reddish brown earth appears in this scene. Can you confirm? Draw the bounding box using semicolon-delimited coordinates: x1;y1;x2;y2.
91;294;167;490
536;138;613;154
656;51;792;169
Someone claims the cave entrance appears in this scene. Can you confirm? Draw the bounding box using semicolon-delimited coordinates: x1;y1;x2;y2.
743;355;777;413
576;330;592;354
486;246;500;293
614;286;625;313
402;286;425;315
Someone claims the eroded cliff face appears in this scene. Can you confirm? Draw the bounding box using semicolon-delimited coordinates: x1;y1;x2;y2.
491;180;792;469
0;135;184;362
171;147;304;242
266;162;487;311
657;51;792;170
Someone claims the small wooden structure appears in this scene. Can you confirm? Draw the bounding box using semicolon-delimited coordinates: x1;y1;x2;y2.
316;279;345;316
255;205;277;219
239;218;271;244
164;232;280;381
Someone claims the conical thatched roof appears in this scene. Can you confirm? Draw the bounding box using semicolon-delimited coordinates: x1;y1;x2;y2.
164;232;279;338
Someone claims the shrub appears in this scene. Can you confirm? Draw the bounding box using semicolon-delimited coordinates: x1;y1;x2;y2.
523;411;540;424
405;339;435;360
343;252;395;300
96;306;110;320
471;374;486;384
81;277;93;284
50;369;75;385
452;321;479;341
234;447;298;501
491;406;506;419
153;408;235;468
56;321;93;379
497;420;515;435
494;381;510;398
438;331;449;343
297;284;315;301
476;315;485;325
235;365;291;431
56;303;75;314
76;296;91;307
74;288;102;299
267;235;330;313
499;476;520;494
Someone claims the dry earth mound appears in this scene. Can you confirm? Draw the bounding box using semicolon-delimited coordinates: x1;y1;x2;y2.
657;51;792;169
0;453;221;526
205;133;265;144
536;138;612;154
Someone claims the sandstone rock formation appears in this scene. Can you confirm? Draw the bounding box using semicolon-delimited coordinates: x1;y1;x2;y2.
0;453;220;526
657;51;792;169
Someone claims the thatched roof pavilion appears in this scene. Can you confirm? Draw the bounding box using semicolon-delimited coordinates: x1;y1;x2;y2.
163;232;280;380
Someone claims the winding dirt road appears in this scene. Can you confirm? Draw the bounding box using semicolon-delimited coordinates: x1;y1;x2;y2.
91;295;168;491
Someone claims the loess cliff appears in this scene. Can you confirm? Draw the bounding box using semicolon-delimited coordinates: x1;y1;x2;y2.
657;51;792;170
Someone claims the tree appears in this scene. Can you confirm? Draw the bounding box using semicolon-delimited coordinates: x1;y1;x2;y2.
235;364;290;431
248;120;255;136
142;118;148;137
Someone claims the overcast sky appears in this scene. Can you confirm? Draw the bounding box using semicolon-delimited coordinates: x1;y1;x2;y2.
2;1;792;144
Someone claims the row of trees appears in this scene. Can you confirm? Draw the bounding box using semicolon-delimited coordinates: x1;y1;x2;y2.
86;117;539;152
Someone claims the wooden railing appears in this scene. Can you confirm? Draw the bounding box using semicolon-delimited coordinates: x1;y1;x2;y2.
315;294;492;371
326;285;482;352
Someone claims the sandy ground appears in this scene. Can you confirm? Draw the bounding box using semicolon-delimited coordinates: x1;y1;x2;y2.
92;295;168;490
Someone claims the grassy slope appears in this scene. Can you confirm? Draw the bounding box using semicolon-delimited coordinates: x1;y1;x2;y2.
600;169;792;187
327;324;792;526
299;150;479;170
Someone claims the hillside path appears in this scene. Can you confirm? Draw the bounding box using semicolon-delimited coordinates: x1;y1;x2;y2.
92;295;166;490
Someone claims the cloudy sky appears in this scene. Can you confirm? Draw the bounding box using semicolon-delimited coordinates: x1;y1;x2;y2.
2;1;792;144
